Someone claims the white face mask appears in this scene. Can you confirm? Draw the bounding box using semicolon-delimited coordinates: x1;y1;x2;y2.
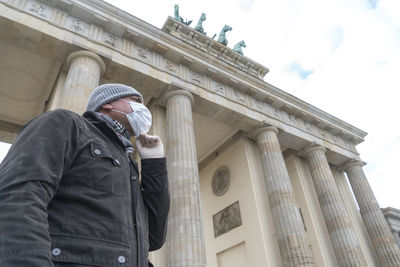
113;100;152;137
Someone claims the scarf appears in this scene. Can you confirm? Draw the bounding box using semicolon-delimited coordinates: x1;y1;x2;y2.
97;113;135;156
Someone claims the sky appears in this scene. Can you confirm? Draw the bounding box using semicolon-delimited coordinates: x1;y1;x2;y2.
1;0;400;208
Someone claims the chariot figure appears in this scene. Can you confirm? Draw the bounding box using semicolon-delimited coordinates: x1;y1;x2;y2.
173;4;192;26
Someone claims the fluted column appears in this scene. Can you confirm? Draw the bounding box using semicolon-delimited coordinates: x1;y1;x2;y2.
344;160;400;266
253;126;314;267
301;145;366;266
163;90;206;267
55;50;105;113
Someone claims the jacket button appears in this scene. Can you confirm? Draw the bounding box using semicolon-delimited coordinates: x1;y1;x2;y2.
52;248;61;256
114;159;121;165
131;175;137;180
94;149;101;155
118;255;126;263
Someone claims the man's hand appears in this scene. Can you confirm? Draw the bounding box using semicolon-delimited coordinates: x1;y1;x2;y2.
136;134;164;159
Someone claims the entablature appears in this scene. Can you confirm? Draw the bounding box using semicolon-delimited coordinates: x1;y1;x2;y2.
1;0;367;154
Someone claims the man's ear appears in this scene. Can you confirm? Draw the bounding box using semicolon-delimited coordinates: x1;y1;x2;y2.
101;103;113;111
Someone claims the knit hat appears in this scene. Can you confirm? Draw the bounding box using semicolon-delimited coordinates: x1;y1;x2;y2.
86;83;143;112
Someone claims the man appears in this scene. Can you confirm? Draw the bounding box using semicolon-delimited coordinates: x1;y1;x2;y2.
0;84;170;267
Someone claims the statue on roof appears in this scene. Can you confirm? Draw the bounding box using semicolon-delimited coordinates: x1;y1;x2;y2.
194;13;207;35
173;4;192;26
217;25;232;46
233;40;246;55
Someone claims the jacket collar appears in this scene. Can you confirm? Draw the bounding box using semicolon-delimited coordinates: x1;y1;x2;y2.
82;111;134;155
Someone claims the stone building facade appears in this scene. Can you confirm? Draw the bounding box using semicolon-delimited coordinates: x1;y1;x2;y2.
1;0;400;266
383;207;400;249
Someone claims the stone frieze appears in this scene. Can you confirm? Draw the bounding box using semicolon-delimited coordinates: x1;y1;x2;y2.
3;0;357;153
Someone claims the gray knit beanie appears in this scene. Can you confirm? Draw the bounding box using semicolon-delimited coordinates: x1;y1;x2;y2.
86;83;143;112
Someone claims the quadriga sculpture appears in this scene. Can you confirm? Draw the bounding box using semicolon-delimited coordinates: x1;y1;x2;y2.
194;13;207;35
233;40;246;55
173;4;192;26
217;25;232;46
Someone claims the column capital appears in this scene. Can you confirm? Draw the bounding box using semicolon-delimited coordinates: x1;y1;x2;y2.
250;122;279;140
161;89;194;106
67;50;106;74
342;159;366;172
298;143;326;158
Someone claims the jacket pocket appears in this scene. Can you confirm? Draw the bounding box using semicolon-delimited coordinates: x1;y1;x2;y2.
85;141;127;196
90;142;123;167
50;233;131;267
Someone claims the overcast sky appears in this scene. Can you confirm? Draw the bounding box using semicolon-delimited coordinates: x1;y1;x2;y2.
1;0;399;208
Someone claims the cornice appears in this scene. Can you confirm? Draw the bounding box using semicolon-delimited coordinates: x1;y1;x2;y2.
1;0;366;154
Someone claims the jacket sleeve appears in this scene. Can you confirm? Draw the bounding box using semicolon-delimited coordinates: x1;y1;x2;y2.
0;110;79;266
140;157;170;251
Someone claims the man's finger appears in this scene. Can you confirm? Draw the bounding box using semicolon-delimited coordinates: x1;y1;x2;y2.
138;134;161;146
139;134;146;146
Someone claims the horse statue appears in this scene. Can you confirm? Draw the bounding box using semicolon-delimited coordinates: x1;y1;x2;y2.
217;25;232;46
233;40;246;55
194;13;206;35
173;4;192;26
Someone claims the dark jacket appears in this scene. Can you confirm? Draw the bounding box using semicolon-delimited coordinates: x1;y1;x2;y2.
0;109;170;267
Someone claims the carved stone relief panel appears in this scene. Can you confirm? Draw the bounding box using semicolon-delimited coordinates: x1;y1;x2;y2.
213;201;242;238
320;128;327;138
325;130;333;141
67;16;88;35
135;46;152;63
190;70;203;85
280;110;290;123
26;1;49;18
304;121;312;132
213;82;226;96
271;107;281;119
233;90;247;105
337;135;345;146
289;114;298;127
164;59;178;74
103;32;121;49
264;102;273;116
296;117;305;129
250;98;265;113
212;166;230;196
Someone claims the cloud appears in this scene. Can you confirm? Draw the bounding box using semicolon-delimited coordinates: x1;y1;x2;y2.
328;25;344;52
288;61;314;79
368;0;379;9
237;0;255;12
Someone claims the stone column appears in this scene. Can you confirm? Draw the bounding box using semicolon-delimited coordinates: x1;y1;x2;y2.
301;145;367;266
163;90;206;267
53;50;105;113
344;160;400;266
253;126;314;267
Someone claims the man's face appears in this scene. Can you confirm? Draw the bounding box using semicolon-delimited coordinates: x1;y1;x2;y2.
103;95;142;135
